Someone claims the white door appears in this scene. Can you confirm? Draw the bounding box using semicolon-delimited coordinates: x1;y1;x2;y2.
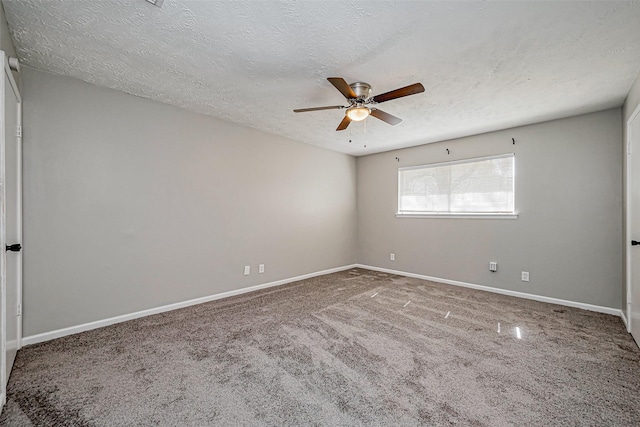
628;104;640;345
0;52;21;404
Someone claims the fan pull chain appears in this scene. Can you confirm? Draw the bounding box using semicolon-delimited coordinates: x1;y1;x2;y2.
363;117;367;148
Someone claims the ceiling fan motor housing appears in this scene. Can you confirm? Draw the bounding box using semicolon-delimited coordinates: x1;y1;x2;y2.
349;82;372;100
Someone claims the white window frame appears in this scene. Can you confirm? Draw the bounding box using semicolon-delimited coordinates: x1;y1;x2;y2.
396;153;517;219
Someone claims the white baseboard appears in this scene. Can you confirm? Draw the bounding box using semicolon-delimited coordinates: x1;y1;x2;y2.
22;264;358;346
21;263;624;347
621;308;629;331
357;264;623;317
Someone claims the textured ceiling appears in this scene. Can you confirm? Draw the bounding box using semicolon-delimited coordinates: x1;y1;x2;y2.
4;1;640;156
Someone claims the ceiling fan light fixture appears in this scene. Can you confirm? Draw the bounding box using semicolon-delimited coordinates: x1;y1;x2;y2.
346;106;370;122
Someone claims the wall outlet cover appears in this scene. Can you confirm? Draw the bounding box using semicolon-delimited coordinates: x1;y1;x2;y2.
259;264;265;273
521;271;530;282
489;261;498;272
390;253;395;261
244;265;250;275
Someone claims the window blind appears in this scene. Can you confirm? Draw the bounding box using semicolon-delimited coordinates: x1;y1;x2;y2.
398;154;515;215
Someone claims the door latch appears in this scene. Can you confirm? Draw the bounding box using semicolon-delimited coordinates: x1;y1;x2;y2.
6;243;21;252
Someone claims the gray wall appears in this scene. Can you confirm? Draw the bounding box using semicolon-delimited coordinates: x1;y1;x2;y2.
624;70;640;124
0;3;20;85
0;1;18;83
19;64;630;337
0;3;15;57
622;68;640;310
357;109;623;308
22;67;357;337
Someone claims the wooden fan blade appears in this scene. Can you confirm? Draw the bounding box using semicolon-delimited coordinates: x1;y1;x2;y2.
336;115;351;131
293;105;345;113
327;77;357;99
370;108;402;125
372;83;425;104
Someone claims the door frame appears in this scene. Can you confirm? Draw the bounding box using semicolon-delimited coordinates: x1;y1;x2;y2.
626;102;640;334
0;51;22;407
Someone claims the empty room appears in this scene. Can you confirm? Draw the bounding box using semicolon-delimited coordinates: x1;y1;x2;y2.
0;0;639;425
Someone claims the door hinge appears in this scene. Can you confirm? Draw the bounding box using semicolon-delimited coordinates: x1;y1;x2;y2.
16;125;22;138
16;303;21;316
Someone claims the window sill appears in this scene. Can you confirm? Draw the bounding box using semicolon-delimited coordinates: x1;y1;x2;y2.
396;213;518;220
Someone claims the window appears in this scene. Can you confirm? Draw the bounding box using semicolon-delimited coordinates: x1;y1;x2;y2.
397;154;515;217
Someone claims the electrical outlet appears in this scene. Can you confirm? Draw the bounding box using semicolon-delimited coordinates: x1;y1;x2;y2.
244;265;250;276
390;253;395;261
489;262;497;272
259;264;265;274
521;271;529;282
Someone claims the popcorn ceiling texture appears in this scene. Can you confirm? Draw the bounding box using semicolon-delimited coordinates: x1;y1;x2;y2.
4;0;640;155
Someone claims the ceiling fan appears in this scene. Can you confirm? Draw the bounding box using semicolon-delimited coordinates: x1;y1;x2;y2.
294;77;425;131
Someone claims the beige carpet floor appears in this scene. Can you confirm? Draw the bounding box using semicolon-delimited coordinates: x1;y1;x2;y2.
1;268;639;426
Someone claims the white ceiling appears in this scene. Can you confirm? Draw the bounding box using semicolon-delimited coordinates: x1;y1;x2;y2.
4;1;640;156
